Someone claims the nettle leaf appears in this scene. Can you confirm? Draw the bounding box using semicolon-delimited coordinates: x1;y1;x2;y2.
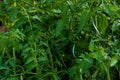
89;39;94;52
110;55;118;67
54;19;64;37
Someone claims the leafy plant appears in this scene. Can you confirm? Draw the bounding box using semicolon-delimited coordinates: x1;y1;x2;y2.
0;0;120;80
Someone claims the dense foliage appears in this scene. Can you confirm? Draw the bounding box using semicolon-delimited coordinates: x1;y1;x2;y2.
0;0;120;80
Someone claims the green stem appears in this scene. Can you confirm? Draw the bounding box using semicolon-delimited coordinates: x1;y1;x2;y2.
102;63;110;80
47;42;54;69
33;43;39;72
13;47;16;75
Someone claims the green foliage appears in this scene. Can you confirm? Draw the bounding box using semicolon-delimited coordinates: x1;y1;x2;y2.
0;0;120;80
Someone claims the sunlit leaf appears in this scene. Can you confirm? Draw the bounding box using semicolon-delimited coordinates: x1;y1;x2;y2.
110;55;118;67
51;9;61;13
102;3;114;18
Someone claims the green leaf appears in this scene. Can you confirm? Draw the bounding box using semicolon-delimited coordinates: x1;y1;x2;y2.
21;47;31;58
33;15;44;23
112;21;119;32
25;62;37;71
3;0;9;4
25;57;34;65
97;14;108;34
9;13;18;22
91;52;101;61
89;39;94;52
0;66;9;70
102;4;114;18
82;57;93;74
78;10;91;33
38;56;48;62
51;9;61;13
9;59;16;67
68;65;80;80
54;19;64;37
110;55;118;67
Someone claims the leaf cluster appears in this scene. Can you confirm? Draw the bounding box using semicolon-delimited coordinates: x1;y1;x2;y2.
0;0;120;80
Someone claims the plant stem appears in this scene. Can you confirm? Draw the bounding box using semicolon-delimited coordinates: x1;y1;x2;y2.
13;47;16;75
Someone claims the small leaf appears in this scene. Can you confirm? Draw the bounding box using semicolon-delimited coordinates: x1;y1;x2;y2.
54;19;64;37
89;40;94;52
26;62;37;71
38;57;48;62
33;15;44;23
22;47;31;58
91;52;101;61
9;59;16;67
51;9;61;13
25;57;34;65
110;55;118;67
0;66;8;70
112;21;119;32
